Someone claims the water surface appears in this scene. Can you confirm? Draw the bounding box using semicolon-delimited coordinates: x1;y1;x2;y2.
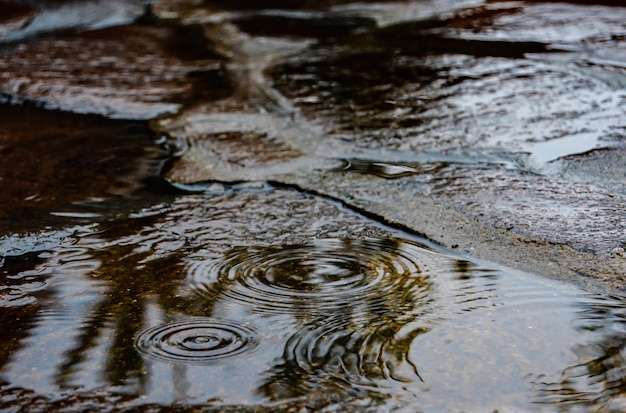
2;185;626;412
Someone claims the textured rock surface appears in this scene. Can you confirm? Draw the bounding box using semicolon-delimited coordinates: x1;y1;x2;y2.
0;24;230;119
0;0;150;42
146;0;626;286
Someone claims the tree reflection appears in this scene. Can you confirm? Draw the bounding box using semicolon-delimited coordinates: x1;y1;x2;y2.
252;238;435;401
258;316;430;402
50;242;228;391
1;219;441;406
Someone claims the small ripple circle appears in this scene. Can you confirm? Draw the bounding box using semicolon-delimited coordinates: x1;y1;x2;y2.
135;320;258;363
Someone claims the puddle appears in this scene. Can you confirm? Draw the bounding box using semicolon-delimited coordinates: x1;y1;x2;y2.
1;186;626;411
334;159;449;179
0;104;171;233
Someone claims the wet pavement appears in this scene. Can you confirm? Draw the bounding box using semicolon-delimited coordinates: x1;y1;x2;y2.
1;0;626;411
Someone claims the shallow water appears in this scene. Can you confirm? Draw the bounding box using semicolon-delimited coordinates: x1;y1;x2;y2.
2;179;626;411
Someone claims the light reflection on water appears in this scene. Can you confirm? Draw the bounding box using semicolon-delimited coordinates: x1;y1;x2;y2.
1;192;626;411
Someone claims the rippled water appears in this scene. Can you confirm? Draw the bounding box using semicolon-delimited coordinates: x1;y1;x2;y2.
189;238;435;314
136;319;259;363
2;182;626;411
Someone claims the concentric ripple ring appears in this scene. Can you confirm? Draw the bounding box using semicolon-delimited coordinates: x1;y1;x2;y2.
188;238;439;314
135;320;258;363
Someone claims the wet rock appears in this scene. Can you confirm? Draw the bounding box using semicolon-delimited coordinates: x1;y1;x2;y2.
0;24;230;119
437;2;626;88
269;40;624;159
440;1;626;43
552;148;626;196
282;168;626;290
261;1;626;258
153;22;336;183
157;0;626;284
166;127;303;182
517;0;625;6
427;165;626;255
0;0;150;42
157;110;339;183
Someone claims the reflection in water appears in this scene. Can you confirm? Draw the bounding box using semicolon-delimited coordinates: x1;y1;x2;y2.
335;159;448;179
260;314;428;402
1;192;626;411
135;319;259;363
189;238;434;315
0;104;170;233
533;298;626;411
190;238;436;399
0;252;51;307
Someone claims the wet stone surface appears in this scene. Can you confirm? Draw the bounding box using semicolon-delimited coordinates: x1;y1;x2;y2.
1;0;626;412
0;0;150;43
150;0;626;282
0;23;230;119
0;2;34;38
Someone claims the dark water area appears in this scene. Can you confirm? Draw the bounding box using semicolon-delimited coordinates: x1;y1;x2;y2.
0;105;171;234
1;0;626;412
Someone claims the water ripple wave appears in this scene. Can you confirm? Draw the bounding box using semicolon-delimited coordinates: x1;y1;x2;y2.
135;319;258;363
187;238;438;315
